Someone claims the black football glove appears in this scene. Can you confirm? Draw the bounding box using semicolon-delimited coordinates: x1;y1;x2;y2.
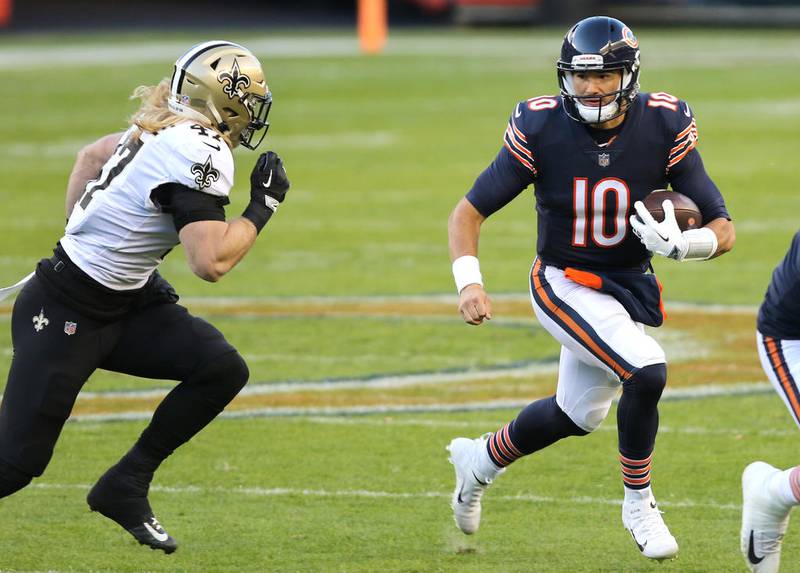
250;151;290;212
242;151;290;233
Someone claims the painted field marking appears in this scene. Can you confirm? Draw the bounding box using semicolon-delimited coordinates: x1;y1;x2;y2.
75;361;559;401
30;482;740;512
65;382;773;423
284;416;799;438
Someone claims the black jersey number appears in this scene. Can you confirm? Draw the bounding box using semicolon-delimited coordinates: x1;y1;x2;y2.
78;136;143;210
572;177;630;248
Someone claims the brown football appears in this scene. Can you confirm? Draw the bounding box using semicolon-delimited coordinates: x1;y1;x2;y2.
641;190;702;231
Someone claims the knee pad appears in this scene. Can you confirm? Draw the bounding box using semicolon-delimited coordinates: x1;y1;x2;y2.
565;401;609;433
0;459;33;498
555;402;592;437
623;363;667;397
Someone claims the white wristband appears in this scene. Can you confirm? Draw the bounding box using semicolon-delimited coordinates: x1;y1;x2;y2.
452;255;483;293
681;227;718;261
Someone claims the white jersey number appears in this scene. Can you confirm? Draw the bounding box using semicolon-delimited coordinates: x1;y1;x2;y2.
571;177;630;248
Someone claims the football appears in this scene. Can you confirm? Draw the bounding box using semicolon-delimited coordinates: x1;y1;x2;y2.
641;190;702;231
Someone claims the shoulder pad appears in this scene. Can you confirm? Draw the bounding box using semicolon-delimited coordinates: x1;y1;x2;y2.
641;92;695;134
157;121;234;198
502;96;561;175
641;92;699;171
513;95;562;136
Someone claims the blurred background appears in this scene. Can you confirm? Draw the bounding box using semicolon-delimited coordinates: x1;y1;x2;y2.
0;2;800;572
4;0;800;30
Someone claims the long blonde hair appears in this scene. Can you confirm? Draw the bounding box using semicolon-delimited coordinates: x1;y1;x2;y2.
128;78;230;146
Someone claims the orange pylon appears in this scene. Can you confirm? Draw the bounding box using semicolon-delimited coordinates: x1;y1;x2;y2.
358;0;387;55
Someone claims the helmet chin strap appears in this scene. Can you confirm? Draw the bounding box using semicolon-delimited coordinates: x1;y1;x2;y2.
576;99;620;123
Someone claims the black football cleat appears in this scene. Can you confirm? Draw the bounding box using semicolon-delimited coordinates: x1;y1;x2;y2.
87;466;178;554
124;516;178;554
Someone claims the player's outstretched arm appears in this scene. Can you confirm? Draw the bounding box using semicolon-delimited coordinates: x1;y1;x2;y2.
448;198;492;325
179;151;290;282
65;132;124;217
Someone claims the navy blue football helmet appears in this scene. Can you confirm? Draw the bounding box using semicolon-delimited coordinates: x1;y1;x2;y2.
557;16;641;124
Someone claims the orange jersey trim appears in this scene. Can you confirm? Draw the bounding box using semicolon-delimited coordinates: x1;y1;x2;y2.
765;336;800;420
531;260;631;379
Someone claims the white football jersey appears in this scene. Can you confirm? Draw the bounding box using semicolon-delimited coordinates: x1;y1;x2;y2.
61;120;234;290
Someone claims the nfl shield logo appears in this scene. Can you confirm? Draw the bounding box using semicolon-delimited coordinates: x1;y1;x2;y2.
64;321;77;336
598;153;610;167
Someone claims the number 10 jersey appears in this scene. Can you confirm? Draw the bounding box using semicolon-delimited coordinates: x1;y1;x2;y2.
466;92;730;271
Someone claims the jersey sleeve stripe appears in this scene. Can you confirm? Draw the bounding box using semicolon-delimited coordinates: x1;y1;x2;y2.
510;117;528;143
674;119;697;141
667;119;699;170
506;119;531;154
504;126;533;160
666;143;696;169
503;141;536;173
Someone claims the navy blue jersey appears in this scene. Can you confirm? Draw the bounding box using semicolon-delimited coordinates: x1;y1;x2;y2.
758;232;800;339
466;93;730;271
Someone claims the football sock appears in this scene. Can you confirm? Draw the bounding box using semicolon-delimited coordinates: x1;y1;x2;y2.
137;350;249;456
771;466;800;507
486;395;588;468
617;364;666;490
791;466;800;503
486;422;524;469
620;452;653;490
87;462;154;530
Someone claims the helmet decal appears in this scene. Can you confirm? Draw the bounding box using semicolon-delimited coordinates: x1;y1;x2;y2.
169;41;271;149
622;26;638;49
218;59;251;100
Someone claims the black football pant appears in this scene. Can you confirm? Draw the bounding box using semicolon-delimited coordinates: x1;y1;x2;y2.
0;276;248;496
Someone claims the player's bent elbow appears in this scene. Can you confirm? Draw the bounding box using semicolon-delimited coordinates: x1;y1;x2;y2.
188;258;230;283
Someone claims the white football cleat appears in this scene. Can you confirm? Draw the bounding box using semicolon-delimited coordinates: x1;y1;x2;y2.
446;435;502;534
741;462;793;573
621;490;679;560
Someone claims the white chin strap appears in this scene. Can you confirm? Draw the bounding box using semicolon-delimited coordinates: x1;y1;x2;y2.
576;100;620;123
563;69;632;123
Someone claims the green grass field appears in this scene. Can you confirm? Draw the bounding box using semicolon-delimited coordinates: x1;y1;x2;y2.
0;27;799;572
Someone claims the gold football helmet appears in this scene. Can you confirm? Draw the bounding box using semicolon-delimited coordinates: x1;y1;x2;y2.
169;41;271;149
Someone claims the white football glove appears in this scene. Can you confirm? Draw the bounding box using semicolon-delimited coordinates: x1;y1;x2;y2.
629;199;718;261
630;199;687;260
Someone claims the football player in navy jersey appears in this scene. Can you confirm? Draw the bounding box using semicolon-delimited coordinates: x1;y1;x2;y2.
0;42;289;553
446;16;735;561
740;232;800;572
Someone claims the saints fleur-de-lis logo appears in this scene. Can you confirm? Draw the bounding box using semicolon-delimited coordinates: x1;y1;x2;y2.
217;58;251;99
190;155;220;189
32;308;49;332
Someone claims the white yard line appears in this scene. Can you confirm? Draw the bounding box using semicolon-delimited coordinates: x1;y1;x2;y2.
66;382;772;423
30;482;740;512
76;362;559;401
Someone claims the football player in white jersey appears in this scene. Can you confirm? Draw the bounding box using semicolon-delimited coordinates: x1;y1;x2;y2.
0;41;289;553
